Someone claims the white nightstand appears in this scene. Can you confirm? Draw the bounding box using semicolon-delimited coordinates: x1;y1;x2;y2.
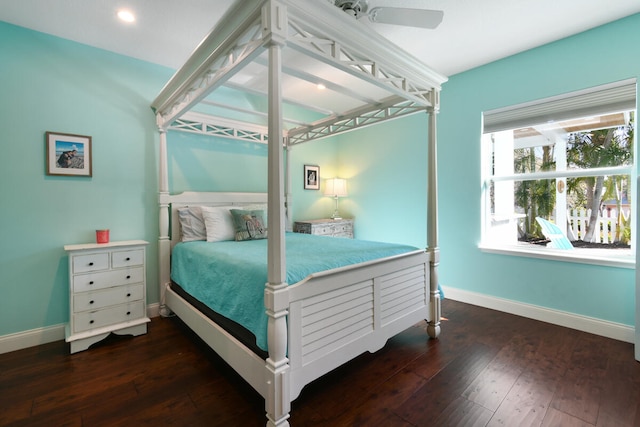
64;240;150;353
293;218;354;238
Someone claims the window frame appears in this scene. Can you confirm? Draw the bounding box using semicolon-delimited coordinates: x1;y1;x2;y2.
480;80;636;268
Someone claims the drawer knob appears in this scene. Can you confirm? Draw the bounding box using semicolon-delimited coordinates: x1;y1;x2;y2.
126;293;131;297
89;281;94;285
88;262;94;266
126;275;131;279
89;300;94;305
126;311;131;316
126;257;131;261
89;320;94;324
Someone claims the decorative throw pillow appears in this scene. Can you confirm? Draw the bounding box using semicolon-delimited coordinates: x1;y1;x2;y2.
239;204;294;232
178;206;206;242
242;204;268;217
230;209;268;241
201;206;236;242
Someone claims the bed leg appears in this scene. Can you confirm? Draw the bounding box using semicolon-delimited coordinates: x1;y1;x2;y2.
265;357;290;427
427;295;441;339
159;282;173;317
265;309;290;427
427;248;441;339
264;280;290;425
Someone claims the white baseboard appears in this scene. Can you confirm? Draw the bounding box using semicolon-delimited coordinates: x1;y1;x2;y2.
0;323;66;355
442;286;635;344
0;303;162;355
147;302;160;319
4;295;631;355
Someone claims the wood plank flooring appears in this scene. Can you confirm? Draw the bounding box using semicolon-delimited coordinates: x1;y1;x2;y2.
1;299;639;427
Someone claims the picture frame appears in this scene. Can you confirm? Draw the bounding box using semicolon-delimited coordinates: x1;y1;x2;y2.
304;165;320;190
46;131;92;177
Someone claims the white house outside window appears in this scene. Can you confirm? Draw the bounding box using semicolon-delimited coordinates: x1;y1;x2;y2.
480;80;636;267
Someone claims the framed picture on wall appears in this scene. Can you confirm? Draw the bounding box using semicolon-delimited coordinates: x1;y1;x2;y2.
304;164;320;190
46;131;92;177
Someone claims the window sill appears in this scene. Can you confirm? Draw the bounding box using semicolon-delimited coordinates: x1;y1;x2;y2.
479;242;634;269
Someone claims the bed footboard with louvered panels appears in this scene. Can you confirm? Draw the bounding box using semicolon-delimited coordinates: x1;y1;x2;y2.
286;250;431;400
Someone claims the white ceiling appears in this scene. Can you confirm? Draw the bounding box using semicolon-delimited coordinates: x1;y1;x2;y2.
1;0;639;77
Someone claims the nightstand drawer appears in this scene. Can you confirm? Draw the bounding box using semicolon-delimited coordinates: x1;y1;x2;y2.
293;223;312;234
73;301;146;333
315;225;335;235
73;283;144;313
72;253;109;273
334;223;352;233
294;219;354;239
72;267;144;293
112;249;144;268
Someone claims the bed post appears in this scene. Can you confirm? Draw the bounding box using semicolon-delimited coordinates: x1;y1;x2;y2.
264;2;291;427
285;142;292;231
426;90;442;339
157;125;171;317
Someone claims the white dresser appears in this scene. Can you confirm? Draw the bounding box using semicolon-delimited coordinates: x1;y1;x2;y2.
293;218;354;238
64;240;150;353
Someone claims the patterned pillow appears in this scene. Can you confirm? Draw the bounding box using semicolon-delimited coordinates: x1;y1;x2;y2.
230;209;268;241
178;206;206;242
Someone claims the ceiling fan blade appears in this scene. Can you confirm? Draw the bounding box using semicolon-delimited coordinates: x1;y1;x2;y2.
368;7;443;29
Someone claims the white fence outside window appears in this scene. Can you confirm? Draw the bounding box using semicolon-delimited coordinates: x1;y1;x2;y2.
566;208;630;244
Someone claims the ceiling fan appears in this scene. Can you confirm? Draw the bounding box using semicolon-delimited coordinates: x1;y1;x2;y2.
334;0;444;29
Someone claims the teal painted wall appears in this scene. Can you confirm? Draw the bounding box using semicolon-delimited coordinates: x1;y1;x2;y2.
288;114;430;250
290;14;639;329
334;114;429;249
167;131;269;193
1;13;638;342
436;14;640;326
0;21;291;339
288;138;340;222
0;22;170;336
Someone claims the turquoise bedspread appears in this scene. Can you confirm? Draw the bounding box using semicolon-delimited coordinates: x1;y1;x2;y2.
171;232;420;351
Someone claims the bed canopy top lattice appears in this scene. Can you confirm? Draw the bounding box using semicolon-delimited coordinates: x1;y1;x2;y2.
151;0;447;145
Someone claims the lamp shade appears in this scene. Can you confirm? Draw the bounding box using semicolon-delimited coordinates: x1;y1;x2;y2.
324;178;348;197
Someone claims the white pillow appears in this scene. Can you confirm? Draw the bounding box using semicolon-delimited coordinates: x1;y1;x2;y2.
178;206;207;242
201;206;236;242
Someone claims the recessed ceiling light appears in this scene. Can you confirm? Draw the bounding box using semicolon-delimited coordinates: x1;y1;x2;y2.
317;83;326;90
117;9;136;23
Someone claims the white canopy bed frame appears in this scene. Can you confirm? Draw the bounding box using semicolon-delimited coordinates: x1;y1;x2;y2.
151;1;447;426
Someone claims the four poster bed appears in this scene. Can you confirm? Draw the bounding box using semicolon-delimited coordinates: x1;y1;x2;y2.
151;1;447;425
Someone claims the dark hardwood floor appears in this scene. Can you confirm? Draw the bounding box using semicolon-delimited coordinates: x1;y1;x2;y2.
2;299;639;427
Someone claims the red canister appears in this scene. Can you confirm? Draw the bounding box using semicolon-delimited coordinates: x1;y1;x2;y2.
96;229;110;244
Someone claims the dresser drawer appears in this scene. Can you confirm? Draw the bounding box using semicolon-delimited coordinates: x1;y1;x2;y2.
72;253;109;273
73;283;144;313
72;267;144;293
73;301;146;333
112;249;144;268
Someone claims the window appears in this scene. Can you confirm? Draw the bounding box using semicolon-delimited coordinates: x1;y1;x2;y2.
481;80;636;265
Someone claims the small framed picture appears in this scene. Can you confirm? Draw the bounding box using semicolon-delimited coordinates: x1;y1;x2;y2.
46;131;92;177
304;165;320;190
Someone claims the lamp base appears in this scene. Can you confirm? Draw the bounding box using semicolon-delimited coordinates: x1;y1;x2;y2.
330;197;342;220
